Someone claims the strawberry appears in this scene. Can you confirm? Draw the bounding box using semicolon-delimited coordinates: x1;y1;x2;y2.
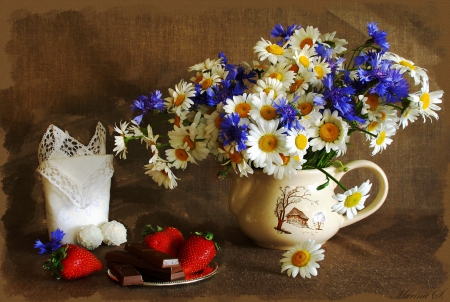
178;231;219;275
43;244;103;280
142;225;185;257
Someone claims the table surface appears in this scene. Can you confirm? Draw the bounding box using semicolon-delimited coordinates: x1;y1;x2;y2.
1;1;449;301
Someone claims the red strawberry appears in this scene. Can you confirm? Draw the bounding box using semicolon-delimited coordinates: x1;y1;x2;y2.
178;231;219;275
142;225;184;257
43;244;103;280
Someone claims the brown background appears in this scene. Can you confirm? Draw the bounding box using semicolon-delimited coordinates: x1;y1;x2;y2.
1;0;449;301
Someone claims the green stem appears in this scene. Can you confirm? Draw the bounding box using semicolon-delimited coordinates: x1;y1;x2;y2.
384;103;403;111
351;127;377;138
304;165;348;192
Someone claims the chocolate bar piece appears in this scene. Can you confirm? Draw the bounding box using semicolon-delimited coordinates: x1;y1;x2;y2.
107;263;143;286
105;250;182;273
124;243;179;268
135;266;185;282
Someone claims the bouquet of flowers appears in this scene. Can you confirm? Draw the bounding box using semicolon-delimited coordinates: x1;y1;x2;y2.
114;22;443;195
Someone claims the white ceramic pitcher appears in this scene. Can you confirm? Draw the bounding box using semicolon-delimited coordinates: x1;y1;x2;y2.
228;160;388;250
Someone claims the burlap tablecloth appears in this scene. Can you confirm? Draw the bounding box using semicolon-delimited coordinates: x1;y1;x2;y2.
0;1;449;301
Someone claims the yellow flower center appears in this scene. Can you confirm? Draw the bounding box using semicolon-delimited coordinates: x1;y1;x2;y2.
298;102;312;115
300;38;313;49
295;134;308;150
280;153;290;165
269;72;283;81
380;112;387;121
174;94;185;106
259;134;278;152
376;131;386;146
175;149;189;161
299;56;310;68
319;123;339;142
183;135;196;150
263;88;277;98
215;115;222;129
235;103;251;118
399;60;416;70
289;64;299;73
420;92;430;110
229;151;243;164
174;115;181;127
201;78;213;90
194;75;203;83
291;250;310;267
344;192;363;208
365;94;379;111
266;44;284;55
314;65;324;79
290;79;304;93
260;105;277;120
367;121;378;132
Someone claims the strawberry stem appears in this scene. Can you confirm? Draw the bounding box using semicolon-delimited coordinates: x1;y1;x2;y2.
142;224;164;237
43;244;69;280
194;231;221;252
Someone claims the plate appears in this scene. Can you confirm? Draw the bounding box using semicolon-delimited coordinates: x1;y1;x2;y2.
107;262;219;286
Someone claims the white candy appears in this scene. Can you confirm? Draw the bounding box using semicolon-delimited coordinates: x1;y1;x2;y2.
101;220;127;246
76;224;103;250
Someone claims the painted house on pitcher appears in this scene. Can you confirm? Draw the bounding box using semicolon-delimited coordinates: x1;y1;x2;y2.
286;207;309;227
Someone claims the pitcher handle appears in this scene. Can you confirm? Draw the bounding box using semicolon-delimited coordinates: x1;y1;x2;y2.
337;160;389;228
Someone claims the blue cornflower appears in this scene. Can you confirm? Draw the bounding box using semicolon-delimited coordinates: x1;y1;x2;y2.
367;22;390;52
322;75;357;118
34;228;65;254
273;96;303;131
315;43;333;60
270;23;301;46
132;90;165;124
358;54;409;103
219;113;249;152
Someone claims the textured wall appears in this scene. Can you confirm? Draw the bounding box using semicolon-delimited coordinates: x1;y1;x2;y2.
0;1;449;301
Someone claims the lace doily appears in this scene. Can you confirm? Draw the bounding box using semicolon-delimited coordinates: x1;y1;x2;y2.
36;122;114;209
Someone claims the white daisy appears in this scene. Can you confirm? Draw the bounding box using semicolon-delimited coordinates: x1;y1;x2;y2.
253;77;286;99
362;93;383;121
310;58;332;87
309;109;349;155
144;162;178;189
319;31;348;55
399;102;421;129
383;52;428;85
253;38;288;65
113;121;132;159
221;147;254;177
289;26;321;52
408;87;443;121
285;127;310;158
204;109;221;150
280;239;325;278
263;63;296;89
188;57;222;72
288;70;314;95
264;154;305;179
164;80;196;115
249;90;278;122
165;145;196;169
331;180;372;219
369;122;396;155
199;71;221;92
293;91;324;126
292;46;317;71
245;119;287;168
223;93;254;122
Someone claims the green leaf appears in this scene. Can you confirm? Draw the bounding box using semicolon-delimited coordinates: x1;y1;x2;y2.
316;177;330;191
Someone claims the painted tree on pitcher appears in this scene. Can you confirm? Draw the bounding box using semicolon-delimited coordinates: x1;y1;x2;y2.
274;186;313;234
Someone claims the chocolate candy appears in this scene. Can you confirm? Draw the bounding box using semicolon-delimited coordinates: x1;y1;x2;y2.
107;263;144;286
135;266;185;281
105;250;182;273
124;243;179;268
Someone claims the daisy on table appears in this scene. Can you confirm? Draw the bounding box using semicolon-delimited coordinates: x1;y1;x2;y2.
280;239;325;278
